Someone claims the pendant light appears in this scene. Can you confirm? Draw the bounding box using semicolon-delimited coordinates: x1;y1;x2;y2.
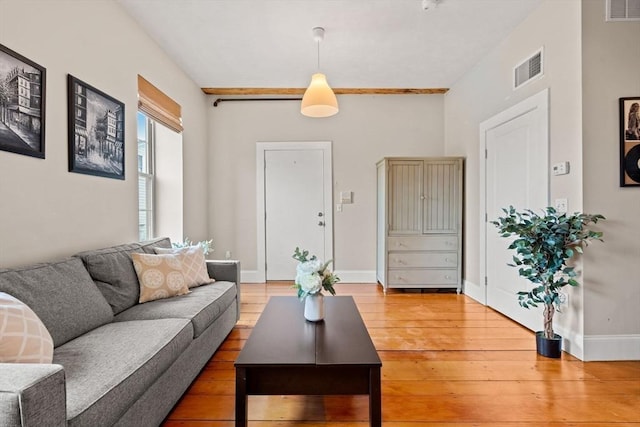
301;27;339;118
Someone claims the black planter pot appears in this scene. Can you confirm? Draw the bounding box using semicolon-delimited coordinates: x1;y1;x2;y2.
536;331;562;358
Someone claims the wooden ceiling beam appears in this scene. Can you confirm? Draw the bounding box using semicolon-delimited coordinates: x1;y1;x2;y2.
201;87;449;95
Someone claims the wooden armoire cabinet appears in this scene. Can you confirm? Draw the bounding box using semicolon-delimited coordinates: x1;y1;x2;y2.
376;157;464;292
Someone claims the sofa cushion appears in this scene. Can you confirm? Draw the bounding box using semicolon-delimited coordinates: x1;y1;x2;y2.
74;243;144;315
0;258;114;347
54;318;192;427
139;237;172;254
114;281;237;338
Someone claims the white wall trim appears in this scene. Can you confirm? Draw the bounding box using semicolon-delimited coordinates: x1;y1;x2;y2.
463;279;486;304
553;324;584;360
241;269;376;284
334;270;377;283
256;141;334;283
240;270;261;283
583;334;640;361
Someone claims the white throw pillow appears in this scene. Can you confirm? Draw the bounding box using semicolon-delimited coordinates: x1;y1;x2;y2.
0;292;54;363
155;245;215;288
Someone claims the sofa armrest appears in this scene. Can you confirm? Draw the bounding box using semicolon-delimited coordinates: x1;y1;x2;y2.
0;363;66;427
206;260;241;321
205;260;240;283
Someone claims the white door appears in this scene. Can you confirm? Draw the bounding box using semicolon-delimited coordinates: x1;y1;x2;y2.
264;148;328;280
481;89;549;331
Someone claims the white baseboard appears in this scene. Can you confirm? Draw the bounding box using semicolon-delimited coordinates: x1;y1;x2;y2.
583;334;640;361
463;279;486;304
334;270;377;283
240;270;261;283
240;270;377;284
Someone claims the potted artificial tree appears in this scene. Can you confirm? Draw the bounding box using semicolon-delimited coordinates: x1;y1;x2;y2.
492;206;605;358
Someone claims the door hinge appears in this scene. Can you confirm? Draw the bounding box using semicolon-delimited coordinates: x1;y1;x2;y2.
485;148;488;159
485;276;488;286
485;212;488;222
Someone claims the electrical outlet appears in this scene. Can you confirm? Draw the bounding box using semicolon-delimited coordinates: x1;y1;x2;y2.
554;198;568;213
225;251;231;259
552;161;570;176
336;204;343;212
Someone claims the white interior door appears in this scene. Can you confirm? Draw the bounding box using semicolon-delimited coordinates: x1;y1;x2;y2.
263;147;329;280
481;89;549;332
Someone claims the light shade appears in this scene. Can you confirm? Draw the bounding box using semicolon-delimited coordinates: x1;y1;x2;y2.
301;73;339;118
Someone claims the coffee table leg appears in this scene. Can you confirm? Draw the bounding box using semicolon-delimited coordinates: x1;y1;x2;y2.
369;367;381;427
235;367;248;427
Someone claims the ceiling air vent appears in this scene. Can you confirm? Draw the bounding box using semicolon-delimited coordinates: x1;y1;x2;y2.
513;48;543;90
607;0;640;21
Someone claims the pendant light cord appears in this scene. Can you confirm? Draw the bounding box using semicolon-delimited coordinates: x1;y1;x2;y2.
316;40;320;71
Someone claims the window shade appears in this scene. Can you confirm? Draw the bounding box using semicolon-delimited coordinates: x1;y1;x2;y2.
137;75;183;133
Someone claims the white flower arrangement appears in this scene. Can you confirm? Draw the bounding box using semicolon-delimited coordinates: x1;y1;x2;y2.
292;247;339;300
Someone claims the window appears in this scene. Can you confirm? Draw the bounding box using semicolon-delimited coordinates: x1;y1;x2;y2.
137;75;184;243
137;111;154;241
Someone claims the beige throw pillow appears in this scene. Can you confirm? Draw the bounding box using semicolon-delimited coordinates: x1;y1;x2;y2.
154;245;215;288
0;292;54;363
131;253;190;303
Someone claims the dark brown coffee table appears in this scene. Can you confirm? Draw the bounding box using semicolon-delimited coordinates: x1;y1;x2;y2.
234;295;382;426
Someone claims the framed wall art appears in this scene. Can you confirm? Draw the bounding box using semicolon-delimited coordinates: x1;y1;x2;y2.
68;75;124;180
0;43;46;159
620;97;640;187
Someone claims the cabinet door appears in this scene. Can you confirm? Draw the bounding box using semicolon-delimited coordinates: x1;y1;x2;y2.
388;160;423;235
423;160;461;234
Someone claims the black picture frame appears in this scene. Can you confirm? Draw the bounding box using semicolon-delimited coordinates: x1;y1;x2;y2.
0;44;46;159
619;97;640;187
68;75;124;180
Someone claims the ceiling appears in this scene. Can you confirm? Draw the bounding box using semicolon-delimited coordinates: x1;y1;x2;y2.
116;0;543;91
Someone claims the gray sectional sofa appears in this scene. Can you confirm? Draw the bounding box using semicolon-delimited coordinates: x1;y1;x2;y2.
0;238;241;427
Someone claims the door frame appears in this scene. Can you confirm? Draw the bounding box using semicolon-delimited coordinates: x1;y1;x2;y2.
473;88;549;305
256;141;334;283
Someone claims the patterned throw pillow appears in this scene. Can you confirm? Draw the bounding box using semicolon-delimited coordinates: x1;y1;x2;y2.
0;292;54;363
154;245;215;288
131;253;190;303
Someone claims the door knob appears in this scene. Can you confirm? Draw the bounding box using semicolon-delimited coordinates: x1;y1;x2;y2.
318;221;325;226
318;212;323;217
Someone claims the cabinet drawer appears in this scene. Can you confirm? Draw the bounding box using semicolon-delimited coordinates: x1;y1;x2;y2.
388;269;458;286
388;235;458;251
388;252;458;268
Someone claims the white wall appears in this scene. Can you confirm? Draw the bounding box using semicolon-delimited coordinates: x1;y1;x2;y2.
0;0;209;267
581;0;640;360
444;1;586;355
208;94;445;280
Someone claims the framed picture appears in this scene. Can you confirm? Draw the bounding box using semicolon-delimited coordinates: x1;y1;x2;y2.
0;44;46;159
620;97;640;187
68;75;124;180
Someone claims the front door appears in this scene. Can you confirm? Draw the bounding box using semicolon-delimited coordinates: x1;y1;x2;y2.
264;147;329;280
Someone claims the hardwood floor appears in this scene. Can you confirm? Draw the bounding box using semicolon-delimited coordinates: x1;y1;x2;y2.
163;283;640;426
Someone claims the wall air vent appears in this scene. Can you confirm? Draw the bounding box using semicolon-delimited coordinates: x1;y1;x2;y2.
607;0;640;21
513;48;543;90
